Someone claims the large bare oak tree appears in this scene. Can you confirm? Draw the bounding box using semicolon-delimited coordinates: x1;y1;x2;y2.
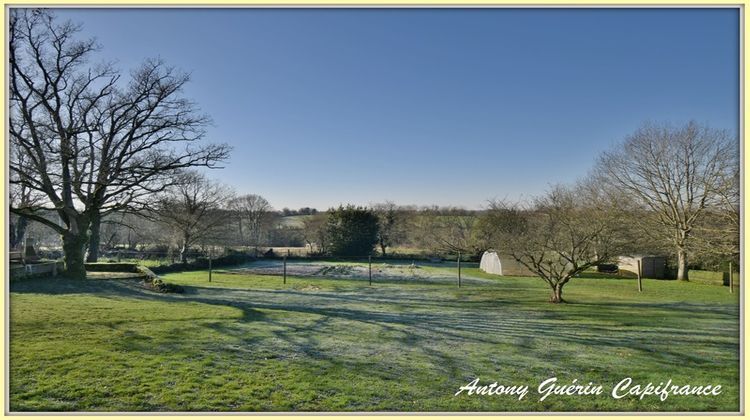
9;9;230;278
227;194;273;248
594;121;737;280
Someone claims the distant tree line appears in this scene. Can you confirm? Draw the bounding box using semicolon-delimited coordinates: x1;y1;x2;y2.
281;207;319;216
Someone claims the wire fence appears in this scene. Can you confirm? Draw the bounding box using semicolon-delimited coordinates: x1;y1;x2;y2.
216;254;472;288
18;243;483;287
88;248;475;288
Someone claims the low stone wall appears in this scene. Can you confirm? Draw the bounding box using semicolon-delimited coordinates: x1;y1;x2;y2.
84;262;140;273
10;266;26;278
10;261;65;280
11;261;160;282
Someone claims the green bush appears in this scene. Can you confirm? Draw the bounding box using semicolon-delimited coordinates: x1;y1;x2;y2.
148;277;184;294
326;205;379;256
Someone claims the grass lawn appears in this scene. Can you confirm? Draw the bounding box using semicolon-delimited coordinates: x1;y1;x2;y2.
9;262;739;412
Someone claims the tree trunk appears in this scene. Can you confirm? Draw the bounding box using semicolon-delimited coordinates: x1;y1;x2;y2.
380;240;387;257
180;236;189;264
86;212;101;263
237;219;245;247
127;229;138;250
62;231;89;280
251;219;261;248
549;283;565;303
10;215;28;249
676;247;689;281
9;220;16;250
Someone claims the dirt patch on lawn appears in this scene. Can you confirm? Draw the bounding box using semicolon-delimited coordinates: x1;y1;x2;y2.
315;265;355;276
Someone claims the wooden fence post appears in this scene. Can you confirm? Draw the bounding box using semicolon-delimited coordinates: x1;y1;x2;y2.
637;259;643;292
458;251;462;288
729;261;734;294
208;252;212;283
283;254;287;284
369;255;372;286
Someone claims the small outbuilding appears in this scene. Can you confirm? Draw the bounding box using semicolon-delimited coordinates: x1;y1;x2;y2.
618;255;667;279
479;250;535;276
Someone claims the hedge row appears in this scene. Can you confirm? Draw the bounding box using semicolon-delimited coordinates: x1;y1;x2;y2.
149;253;256;274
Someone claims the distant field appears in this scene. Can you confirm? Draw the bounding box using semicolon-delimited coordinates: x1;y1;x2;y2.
278;215;311;228
9;260;739;412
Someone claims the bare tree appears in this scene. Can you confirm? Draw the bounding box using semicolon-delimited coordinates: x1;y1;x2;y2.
8;10;230;278
9;150;36;249
152;172;234;263
594;121;737;280
486;184;625;303
302;213;329;254
98;216;124;252
416;207;483;256
690;158;740;268
23;219;62;252
372;201;404;257
119;213;170;252
227;194;273;248
95;212;151;253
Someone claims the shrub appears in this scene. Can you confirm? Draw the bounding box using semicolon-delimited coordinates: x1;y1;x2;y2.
148;277;184;293
326;205;379;256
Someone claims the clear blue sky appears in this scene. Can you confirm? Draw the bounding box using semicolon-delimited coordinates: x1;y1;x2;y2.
54;7;739;210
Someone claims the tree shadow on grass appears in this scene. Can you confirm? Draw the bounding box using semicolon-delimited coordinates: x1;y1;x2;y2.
567;301;739;319
11;277;739;373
